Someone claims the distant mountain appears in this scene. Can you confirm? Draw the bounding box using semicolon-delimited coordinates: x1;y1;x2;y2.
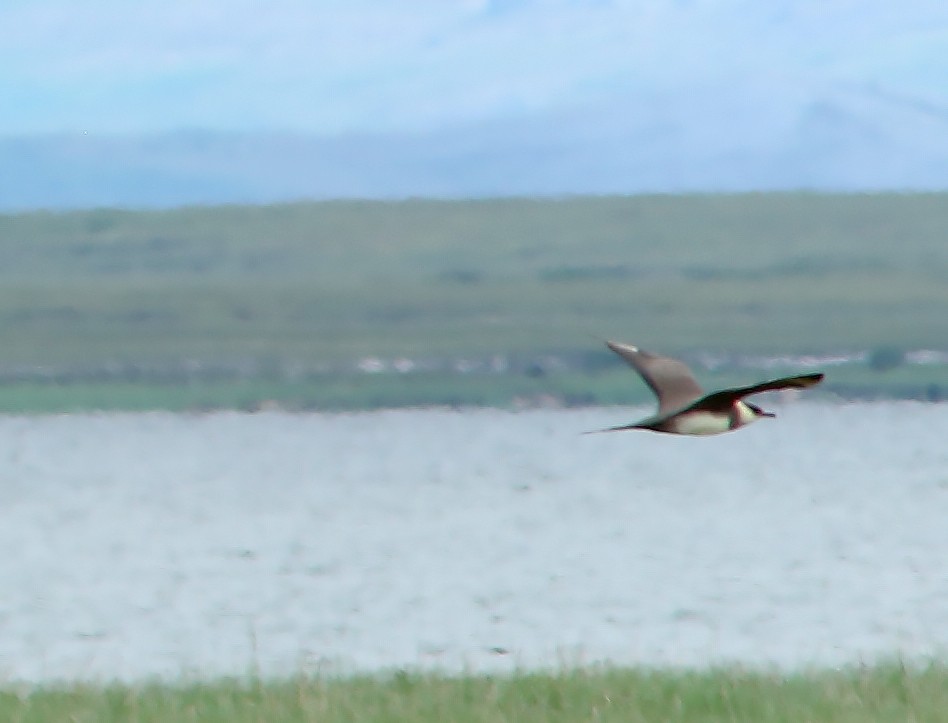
3;82;948;210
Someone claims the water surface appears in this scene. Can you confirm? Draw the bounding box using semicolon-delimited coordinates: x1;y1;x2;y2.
0;402;945;681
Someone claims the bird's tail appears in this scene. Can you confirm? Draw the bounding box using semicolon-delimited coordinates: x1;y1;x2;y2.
582;423;640;435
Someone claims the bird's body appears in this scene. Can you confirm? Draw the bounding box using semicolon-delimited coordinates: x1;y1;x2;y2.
593;341;823;436
617;397;765;435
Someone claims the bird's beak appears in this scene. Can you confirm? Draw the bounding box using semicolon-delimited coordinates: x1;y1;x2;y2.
761;410;776;418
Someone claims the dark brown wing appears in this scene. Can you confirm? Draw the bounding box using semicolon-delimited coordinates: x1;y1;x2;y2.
726;372;824;398
606;341;704;414
695;373;824;408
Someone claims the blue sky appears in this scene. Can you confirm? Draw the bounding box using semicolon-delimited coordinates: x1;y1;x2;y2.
3;0;948;136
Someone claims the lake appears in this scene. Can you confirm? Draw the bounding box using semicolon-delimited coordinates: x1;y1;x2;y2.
0;402;945;682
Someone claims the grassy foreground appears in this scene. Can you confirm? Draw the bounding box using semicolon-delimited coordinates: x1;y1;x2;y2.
3;664;946;722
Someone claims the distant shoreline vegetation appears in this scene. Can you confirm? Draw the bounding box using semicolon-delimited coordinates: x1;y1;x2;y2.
0;351;942;414
0;193;946;411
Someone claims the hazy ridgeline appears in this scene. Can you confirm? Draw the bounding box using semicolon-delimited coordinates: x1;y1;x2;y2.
0;193;946;409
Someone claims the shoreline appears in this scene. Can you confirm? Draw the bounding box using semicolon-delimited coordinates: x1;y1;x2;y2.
0;365;943;414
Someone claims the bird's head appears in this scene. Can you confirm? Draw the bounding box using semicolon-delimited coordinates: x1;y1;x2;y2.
747;402;776;419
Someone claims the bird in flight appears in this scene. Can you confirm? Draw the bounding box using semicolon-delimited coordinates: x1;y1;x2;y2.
590;341;824;436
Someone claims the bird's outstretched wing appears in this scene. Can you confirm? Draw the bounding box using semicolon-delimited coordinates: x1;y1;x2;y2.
606;341;704;414
694;373;824;409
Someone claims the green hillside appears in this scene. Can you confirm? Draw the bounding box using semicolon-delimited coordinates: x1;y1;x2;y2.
1;193;945;410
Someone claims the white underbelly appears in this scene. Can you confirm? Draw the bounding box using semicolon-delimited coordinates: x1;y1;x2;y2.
674;411;734;436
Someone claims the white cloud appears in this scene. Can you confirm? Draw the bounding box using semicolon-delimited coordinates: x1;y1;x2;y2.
2;0;948;135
